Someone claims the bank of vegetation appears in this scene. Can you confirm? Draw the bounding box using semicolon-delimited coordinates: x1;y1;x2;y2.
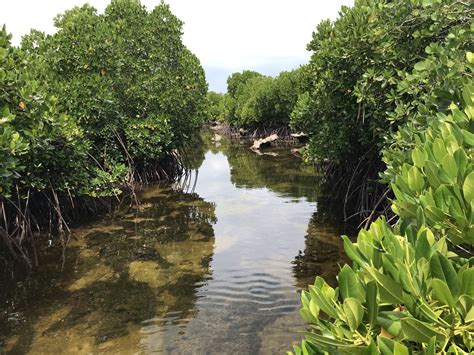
286;0;473;353
1;0;473;352
207;68;305;134
211;0;472;227
0;0;207;270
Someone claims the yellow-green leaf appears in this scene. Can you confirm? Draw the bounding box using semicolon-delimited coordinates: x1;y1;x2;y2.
401;318;445;343
408;166;424;192
431;278;455;308
463;172;474;203
343;298;364;332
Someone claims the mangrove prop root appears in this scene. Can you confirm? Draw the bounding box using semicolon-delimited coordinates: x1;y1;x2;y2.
0;150;190;275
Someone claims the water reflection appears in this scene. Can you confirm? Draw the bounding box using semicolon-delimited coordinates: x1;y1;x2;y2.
293;203;353;289
1;132;349;354
202;132;322;202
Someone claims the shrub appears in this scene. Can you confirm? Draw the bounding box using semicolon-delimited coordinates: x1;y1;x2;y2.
0;26;95;198
292;84;474;354
287;0;472;223
30;0;208;177
0;0;208;267
207;91;225;122
217;68;304;129
291;0;472;165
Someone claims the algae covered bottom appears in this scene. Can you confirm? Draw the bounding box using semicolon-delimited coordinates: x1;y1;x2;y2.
0;133;350;354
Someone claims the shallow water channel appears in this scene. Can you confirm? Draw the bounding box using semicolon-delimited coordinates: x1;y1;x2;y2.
1;132;351;354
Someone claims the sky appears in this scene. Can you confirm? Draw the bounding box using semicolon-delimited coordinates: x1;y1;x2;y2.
1;0;353;92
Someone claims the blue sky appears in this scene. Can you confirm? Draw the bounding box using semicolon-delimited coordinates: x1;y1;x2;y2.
1;0;353;92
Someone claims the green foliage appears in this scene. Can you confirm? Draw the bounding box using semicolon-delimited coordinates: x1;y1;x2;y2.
207;91;225;121
2;0;207;197
219;94;238;124
0;25;94;197
0;0;208;265
297;219;473;353
293;2;474;352
290;0;472;164
30;0;208;174
226;70;263;98
242;70;303;128
293;83;474;353
237;75;274;127
219;70;265;126
216;68;304;129
388;99;474;246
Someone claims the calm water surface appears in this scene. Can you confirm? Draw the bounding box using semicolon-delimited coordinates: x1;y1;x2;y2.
1;133;350;354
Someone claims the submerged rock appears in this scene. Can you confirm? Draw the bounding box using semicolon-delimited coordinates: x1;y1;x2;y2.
68;264;114;291
212;133;222;143
250;134;279;151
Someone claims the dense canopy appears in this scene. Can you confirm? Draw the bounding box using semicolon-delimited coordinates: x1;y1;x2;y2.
0;0;207;267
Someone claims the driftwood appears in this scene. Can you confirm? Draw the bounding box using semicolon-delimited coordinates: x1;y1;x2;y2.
290;132;309;143
250;134;279;151
210;123;224;131
254;150;278;157
291;148;302;158
239;128;248;136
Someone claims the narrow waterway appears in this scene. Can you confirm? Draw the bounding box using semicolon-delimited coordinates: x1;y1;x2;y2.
1;132;350;354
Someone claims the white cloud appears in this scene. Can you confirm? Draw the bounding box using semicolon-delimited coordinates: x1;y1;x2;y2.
0;0;353;91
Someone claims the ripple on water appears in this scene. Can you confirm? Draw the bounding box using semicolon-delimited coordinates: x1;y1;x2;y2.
0;133;349;354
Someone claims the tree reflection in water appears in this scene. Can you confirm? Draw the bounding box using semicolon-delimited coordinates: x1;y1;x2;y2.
1;131;352;354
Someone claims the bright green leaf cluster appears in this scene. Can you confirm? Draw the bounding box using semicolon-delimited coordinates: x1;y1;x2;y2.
290;0;472;167
0;25;93;197
293;87;474;354
388;98;474;246
31;0;208;175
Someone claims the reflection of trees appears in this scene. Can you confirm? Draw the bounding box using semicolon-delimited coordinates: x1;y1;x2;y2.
182;133;207;170
293;199;355;289
0;261;19;308
198;130;350;290
202;130;324;202
1;187;216;353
